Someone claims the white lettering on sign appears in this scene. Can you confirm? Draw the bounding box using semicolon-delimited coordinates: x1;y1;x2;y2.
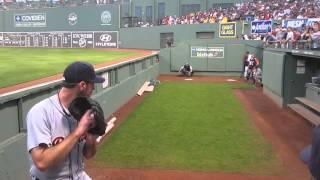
72;34;93;39
21;15;45;21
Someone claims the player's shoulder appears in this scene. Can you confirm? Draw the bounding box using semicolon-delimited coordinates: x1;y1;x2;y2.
28;95;57;114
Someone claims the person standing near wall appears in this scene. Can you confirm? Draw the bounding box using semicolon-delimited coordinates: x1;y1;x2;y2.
241;51;249;78
311;22;320;49
26;61;105;180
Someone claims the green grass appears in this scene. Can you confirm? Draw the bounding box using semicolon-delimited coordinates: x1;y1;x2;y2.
0;48;137;88
96;82;282;175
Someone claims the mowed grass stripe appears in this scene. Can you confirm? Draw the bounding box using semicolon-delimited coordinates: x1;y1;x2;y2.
96;82;282;174
0;48;137;88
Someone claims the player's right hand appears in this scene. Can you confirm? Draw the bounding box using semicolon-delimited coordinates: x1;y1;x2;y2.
75;109;95;137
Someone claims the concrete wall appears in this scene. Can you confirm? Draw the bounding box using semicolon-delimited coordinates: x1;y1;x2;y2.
0;53;159;179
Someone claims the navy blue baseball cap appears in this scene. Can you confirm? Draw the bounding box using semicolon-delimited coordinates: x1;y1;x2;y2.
63;61;105;83
300;144;311;165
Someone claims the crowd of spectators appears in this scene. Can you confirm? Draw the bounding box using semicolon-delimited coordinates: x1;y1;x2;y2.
128;0;318;27
261;21;320;50
161;0;320;25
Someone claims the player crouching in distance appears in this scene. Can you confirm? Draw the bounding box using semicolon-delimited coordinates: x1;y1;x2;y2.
179;63;193;77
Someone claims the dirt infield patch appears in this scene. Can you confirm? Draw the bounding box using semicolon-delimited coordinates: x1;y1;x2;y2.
87;75;312;180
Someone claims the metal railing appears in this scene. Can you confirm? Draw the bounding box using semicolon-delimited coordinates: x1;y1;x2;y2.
264;39;320;50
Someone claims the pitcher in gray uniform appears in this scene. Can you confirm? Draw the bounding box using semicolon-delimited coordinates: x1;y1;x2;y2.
26;61;105;180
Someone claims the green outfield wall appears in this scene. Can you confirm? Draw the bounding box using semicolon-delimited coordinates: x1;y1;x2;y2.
0;53;159;179
0;0;253;33
0;4;119;32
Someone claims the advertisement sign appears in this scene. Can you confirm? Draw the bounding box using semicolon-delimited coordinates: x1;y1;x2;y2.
306;18;320;26
282;19;307;28
61;32;72;48
94;32;117;48
0;31;117;48
282;18;320;28
191;46;224;58
101;10;112;25
3;33;21;47
72;32;94;48
219;22;236;38
68;12;78;26
14;13;46;27
251;20;272;34
245;15;255;22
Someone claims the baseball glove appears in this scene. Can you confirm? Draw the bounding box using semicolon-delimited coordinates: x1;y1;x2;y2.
68;97;106;136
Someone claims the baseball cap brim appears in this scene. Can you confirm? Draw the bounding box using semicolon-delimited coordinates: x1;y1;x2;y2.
94;76;105;83
300;144;311;165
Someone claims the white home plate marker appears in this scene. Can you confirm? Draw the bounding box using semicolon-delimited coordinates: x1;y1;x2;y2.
184;78;193;81
226;79;237;82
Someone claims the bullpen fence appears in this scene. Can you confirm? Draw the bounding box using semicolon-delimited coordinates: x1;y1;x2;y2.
0;52;159;180
0;31;118;48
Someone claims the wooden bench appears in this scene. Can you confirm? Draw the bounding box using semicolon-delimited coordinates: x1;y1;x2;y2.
96;117;117;144
288;103;320;126
295;97;320;114
137;81;150;96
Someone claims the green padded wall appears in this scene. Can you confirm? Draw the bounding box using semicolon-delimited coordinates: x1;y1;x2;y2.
120;23;244;50
0;134;29;180
225;43;246;71
159;47;171;73
0;12;4;32
262;50;285;97
0;101;19;142
159;39;261;74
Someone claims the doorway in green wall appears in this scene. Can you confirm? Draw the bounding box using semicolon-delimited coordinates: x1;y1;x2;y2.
160;33;174;49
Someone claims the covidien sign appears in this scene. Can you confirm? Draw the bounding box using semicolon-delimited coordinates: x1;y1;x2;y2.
14;13;46;27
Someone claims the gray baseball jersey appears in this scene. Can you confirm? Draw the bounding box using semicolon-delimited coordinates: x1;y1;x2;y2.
27;94;91;180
